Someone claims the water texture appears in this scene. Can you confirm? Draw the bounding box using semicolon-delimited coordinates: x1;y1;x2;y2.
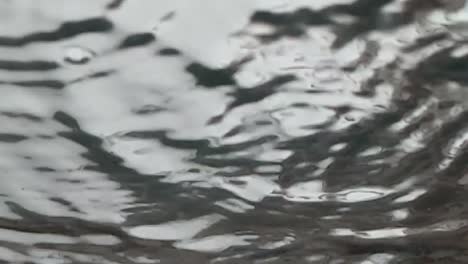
1;0;468;263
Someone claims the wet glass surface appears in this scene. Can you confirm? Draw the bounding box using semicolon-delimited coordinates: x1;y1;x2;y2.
1;0;468;263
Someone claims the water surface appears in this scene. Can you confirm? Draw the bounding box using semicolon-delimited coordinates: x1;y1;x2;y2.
2;0;468;263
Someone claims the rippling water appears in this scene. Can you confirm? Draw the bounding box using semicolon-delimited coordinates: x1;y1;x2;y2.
3;0;468;263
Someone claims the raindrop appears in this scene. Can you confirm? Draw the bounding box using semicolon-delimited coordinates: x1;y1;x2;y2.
64;46;95;65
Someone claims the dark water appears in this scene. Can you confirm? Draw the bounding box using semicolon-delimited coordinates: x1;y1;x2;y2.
2;0;468;263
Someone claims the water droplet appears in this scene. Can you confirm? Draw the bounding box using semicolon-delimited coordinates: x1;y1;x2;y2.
64;46;94;65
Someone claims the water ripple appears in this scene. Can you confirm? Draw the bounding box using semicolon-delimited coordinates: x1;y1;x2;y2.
1;0;468;263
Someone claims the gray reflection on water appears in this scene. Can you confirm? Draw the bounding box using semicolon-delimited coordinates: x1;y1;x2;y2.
1;0;468;263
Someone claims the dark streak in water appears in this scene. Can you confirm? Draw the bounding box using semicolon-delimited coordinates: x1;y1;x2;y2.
403;32;449;53
186;63;237;87
117;33;156;50
208;75;296;124
107;0;126;10
0;133;28;143
0;17;113;47
0;60;60;71
124;130;211;151
1;111;42;122
158;48;181;56
70;70;116;84
53;111;153;185
0;80;65;89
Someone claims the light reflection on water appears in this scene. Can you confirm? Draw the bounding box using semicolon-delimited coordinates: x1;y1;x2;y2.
1;0;468;263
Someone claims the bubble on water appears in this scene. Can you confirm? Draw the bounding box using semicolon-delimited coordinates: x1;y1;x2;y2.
64;46;95;65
